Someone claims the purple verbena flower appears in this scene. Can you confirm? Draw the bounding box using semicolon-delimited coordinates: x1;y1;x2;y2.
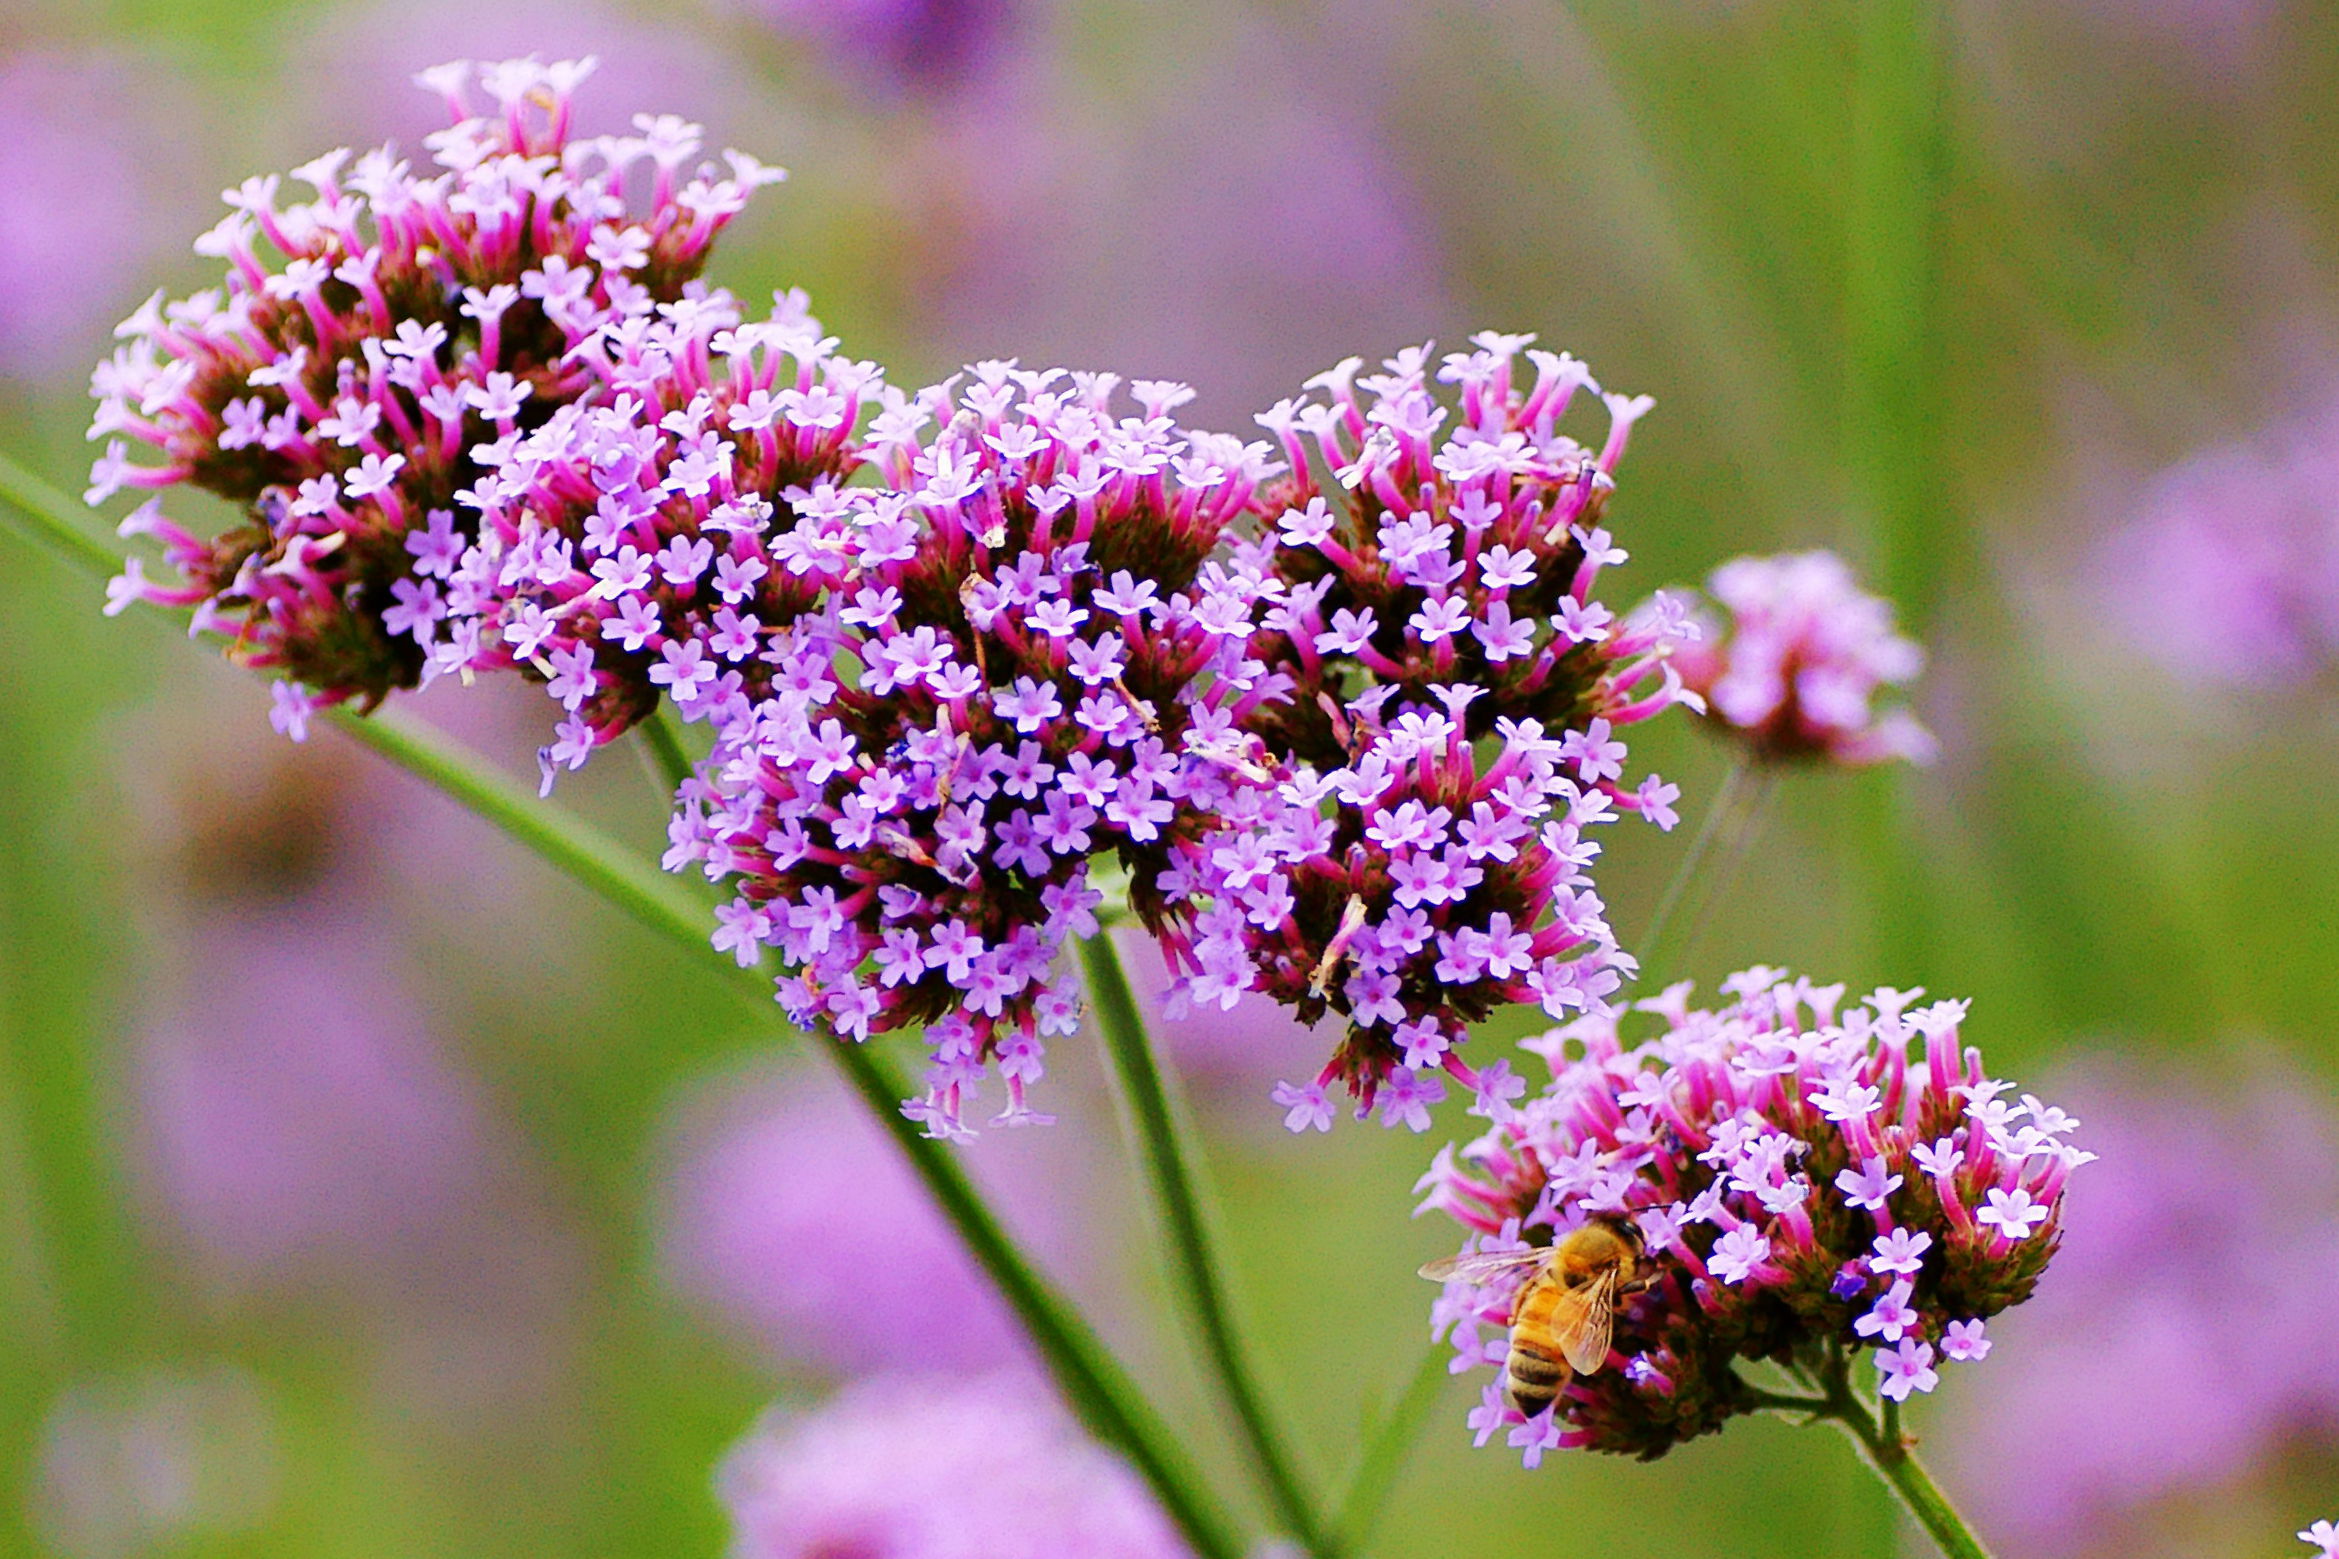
1141;335;1701;1127
1415;968;2080;1461
1242;333;1696;774
1673;550;1935;767
2301;1520;2339;1559
445;286;883;781
719;1374;1192;1558
664;364;1280;1138
89;57;785;732
1165;689;1643;1129
2086;397;2339;690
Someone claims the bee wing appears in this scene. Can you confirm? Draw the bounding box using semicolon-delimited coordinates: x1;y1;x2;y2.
1553;1269;1619;1376
1416;1248;1552;1286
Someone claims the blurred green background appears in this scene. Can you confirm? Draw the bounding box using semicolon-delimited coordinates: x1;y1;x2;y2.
3;0;2337;1555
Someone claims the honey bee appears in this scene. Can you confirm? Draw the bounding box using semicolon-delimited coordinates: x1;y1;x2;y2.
1418;1217;1646;1419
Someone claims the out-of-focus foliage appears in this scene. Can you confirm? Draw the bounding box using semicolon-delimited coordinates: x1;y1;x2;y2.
3;1;2336;1556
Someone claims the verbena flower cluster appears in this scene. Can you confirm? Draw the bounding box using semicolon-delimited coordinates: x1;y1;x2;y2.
442;286;883;785
1166;338;1700;1130
1415;968;2086;1463
663;365;1280;1138
89;57;783;738
1674;550;1934;767
80;63;1964;1179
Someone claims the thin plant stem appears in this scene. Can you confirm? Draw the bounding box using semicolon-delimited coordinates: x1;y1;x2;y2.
638;707;694;795
1797;1344;1998;1559
1077;933;1332;1556
1843;0;1948;988
0;465;1253;1559
1673;767;1777;976
1825;1391;1994;1559
1328;1345;1450;1555
1637;758;1747;974
1639;765;1775;993
336;713;1250;1559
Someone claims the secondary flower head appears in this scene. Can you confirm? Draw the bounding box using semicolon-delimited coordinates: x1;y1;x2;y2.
720;1374;1191;1558
88;56;786;735
1673;550;1935;766
664;364;1281;1139
1416;968;2083;1461
1245;334;1696;769
1166;696;1641;1132
1154;335;1700;1129
440;286;883;785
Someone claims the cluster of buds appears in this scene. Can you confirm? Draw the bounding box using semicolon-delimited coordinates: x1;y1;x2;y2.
1416;968;2085;1461
87;57;784;736
1673;551;1934;767
664;364;1283;1138
438;287;884;785
1153;337;1700;1127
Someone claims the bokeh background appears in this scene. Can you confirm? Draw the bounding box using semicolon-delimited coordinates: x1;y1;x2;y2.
3;0;2338;1555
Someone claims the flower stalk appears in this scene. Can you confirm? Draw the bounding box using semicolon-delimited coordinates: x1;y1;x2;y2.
1077;932;1333;1556
1762;1346;1998;1559
1328;1346;1450;1555
0;459;1251;1559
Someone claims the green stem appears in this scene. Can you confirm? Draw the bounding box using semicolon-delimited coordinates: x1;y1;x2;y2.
0;449;119;579
1328;1346;1450;1555
1827;1393;1994;1559
1803;1347;1996;1559
1843;0;1949;989
338;714;1250;1559
638;707;694;795
1077;933;1331;1555
1636;758;1746;979
0;465;1251;1559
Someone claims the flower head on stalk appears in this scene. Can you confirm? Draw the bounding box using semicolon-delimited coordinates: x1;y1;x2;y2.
1672;550;1935;767
87;56;784;736
438;286;883;787
1158;335;1698;1128
663;364;1280;1138
1416;968;2084;1460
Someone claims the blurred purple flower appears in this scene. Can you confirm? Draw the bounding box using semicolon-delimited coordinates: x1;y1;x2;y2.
1110;927;1330;1098
916;18;1450;423
292;0;753;145
1940;1057;2339;1557
135;909;488;1279
2088;397;2339;688
656;1063;1085;1374
30;1364;277;1559
122;684;588;1418
0;52;181;379
730;0;1029;97
719;1373;1191;1557
1673;550;1936;766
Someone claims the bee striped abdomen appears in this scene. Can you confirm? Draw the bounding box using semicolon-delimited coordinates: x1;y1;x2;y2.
1503;1275;1570;1417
